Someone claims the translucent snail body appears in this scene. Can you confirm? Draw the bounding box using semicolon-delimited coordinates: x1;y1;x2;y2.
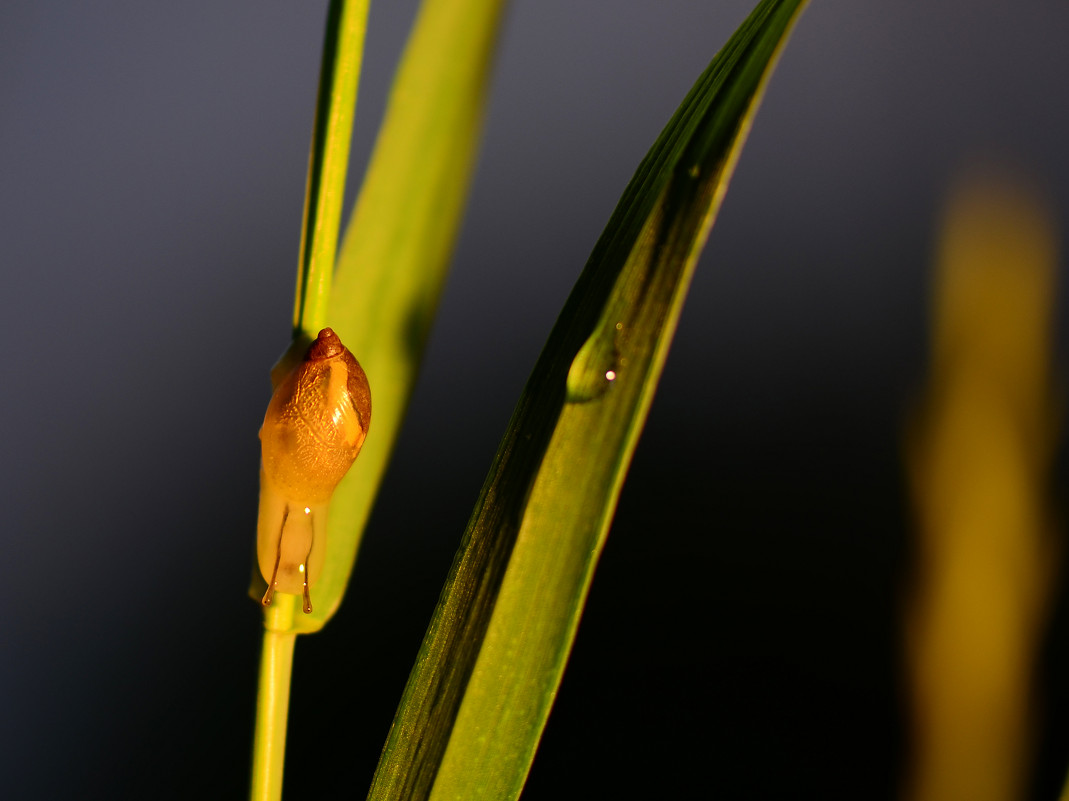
257;327;371;613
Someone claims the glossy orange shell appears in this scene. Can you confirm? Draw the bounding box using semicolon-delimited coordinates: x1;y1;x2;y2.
260;328;371;504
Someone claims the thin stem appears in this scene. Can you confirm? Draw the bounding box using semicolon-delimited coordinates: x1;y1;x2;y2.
250;602;298;801
293;0;371;339
249;3;369;793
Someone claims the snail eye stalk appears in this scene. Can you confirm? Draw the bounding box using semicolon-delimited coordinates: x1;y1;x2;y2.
260;507;289;609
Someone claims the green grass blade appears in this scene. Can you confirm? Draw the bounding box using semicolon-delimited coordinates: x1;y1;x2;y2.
283;0;509;634
293;0;370;340
366;2;809;799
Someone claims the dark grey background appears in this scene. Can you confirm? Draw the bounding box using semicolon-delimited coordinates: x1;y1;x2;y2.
3;1;1069;799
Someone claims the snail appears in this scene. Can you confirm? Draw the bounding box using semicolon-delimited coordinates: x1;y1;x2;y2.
256;327;371;613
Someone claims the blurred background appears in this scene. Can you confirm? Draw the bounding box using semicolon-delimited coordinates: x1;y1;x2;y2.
3;1;1069;798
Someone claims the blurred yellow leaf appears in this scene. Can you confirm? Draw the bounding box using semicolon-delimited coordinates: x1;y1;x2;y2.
905;167;1059;801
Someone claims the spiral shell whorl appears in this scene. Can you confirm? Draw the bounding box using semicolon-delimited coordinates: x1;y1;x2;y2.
260;328;371;504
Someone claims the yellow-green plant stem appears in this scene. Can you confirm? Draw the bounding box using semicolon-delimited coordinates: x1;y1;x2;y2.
251;602;298;801
292;0;370;340
250;2;369;798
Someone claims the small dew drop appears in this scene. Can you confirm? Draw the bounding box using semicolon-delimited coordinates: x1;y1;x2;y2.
304;507;311;515
298;564;306;573
565;319;624;402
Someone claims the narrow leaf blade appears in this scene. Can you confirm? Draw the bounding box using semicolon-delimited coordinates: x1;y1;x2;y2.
368;1;809;798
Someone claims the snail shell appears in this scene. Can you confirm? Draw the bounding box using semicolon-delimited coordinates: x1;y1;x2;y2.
256;327;371;613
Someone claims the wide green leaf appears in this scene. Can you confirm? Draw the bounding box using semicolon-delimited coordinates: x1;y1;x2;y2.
366;1;809;798
264;0;510;633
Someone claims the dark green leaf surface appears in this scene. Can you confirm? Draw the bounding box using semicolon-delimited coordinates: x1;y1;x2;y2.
366;1;809;799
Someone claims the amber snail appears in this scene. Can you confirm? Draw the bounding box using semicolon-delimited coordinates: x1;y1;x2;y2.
256;327;371;613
